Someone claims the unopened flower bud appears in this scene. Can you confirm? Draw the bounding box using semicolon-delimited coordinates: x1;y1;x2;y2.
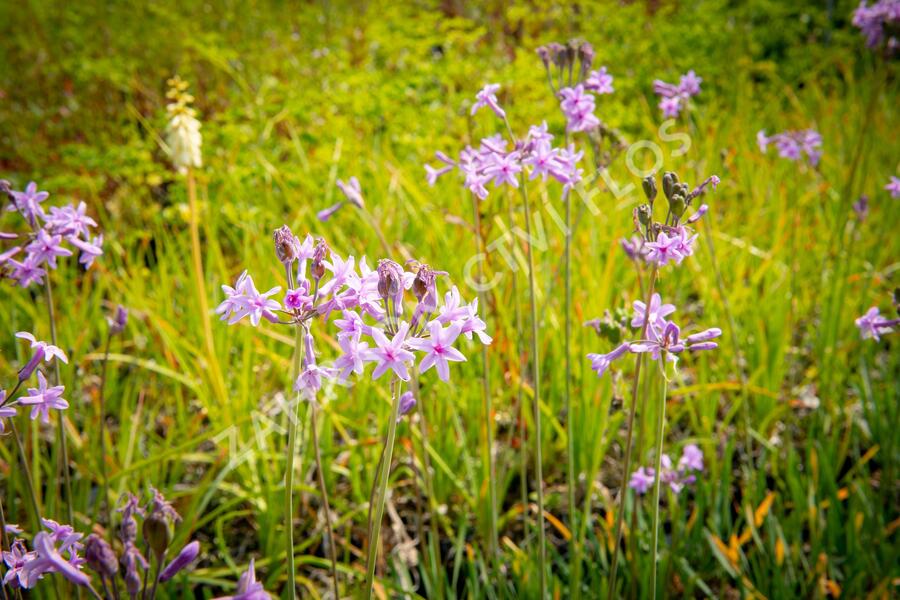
636;204;652;226
397;391;416;422
159;541;200;582
109;305;128;335
311;238;328;280
642;176;657;202
662;171;678;200
377;259;404;300
578;41;595;76
85;534;119;577
412;264;440;312
669;194;686;219
273;225;302;265
143;514;171;560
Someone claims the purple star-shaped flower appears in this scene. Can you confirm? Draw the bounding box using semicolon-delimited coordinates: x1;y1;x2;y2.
19;372;69;424
364;323;415;381
407;321;466;382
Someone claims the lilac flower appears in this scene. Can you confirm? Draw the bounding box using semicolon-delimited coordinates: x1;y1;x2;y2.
620;236;646;262
108;304;129;334
21;531;90;588
16;331;69;366
2;539;35;588
317;202;344;222
284;284;312;312
886;176;900;198
471;83;506;119
19;372;69;424
7;255;47;287
397;390;416;422
45;202;97;238
629;467;654;495
482;152;523;187
587;342;630;377
644;231;684;266
0;401;15;433
6;182;48;225
678;444;704;472
653;71;702;118
855;306;899;340
216;272;281;326
67;234;103;269
25;229;72;269
214;558;272;600
364;322;415;381
407;321;466;381
631;293;676;331
122;544;147;597
758;129;822;166
585;67;614;94
852;0;900;47
159;541;200;582
294;362;336;402
336;176;365;208
334;331;370;380
559;85;599;132
84;534;118;578
459;299;493;345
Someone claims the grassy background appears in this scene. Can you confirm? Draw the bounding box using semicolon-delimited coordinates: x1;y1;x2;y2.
1;0;898;597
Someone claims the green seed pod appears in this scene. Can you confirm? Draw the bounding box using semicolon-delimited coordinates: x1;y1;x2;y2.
662;171;678;200
143;515;171;560
642;176;657;202
636;204;652;226
669;194;686;220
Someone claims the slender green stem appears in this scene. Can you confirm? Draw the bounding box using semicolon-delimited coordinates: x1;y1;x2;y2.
607;267;658;597
470;193;498;560
564;187;580;598
650;359;669;600
284;322;304;600
364;380;403;600
10;420;42;529
98;331;113;533
147;553;163;600
42;277;74;525
413;374;444;598
518;176;546;597
311;404;340;599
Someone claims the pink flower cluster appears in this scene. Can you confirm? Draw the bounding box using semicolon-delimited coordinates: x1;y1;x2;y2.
558;67;613;132
852;0;900;48
1;181;103;287
855;306;899;341
587;294;721;377
0;331;71;432
2;519;89;589
426;113;584;199
653;70;702;118
757;129;823;167
218;228;491;403
629;444;704;495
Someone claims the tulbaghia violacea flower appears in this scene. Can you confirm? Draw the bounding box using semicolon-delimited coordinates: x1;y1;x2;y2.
5;181;48;226
855;306;899;340
84;534;118;578
216;271;282;326
558;84;600;132
159;541;201;582
852;0;900;48
19;372;68;424
406;321;466;381
21;530;90;588
0;397;15;433
365;322;416;381
886;175;900;198
585;66;614;94
471;83;506;118
630;444;705;496
2;538;35;588
7;256;47;287
757;129;823;166
25;228;72;269
587;296;721;376
397;390;417;422
16;331;68;381
214;558;272;600
108;304;129;335
653;70;702;118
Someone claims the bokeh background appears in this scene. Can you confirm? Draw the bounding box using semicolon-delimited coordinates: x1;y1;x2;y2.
1;0;898;597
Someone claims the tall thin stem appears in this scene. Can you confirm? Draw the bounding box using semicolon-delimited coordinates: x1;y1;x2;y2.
470;193;498;559
564;187;580;597
283;324;305;600
98;331;113;533
10;420;42;529
518;178;546;597
42;278;73;525
607;267;658;597
650;359;669;600
413;374;444;598
310;404;340;598
186;169;229;414
364;380;403;600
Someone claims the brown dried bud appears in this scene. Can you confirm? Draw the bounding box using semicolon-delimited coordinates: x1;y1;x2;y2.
273;225;301;265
